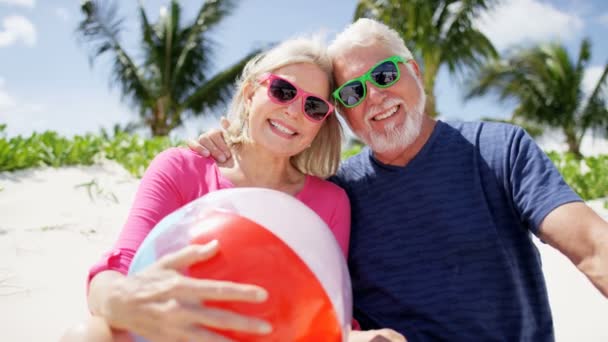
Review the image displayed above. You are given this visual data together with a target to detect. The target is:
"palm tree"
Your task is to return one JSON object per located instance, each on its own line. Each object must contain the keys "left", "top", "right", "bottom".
{"left": 466, "top": 39, "right": 608, "bottom": 158}
{"left": 354, "top": 0, "right": 499, "bottom": 118}
{"left": 77, "top": 0, "right": 258, "bottom": 136}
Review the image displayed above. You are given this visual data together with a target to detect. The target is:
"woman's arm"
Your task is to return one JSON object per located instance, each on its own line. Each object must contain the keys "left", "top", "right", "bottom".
{"left": 88, "top": 242, "right": 271, "bottom": 340}
{"left": 87, "top": 148, "right": 272, "bottom": 340}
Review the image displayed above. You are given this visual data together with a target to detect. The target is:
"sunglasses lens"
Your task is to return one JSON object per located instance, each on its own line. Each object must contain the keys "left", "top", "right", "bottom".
{"left": 304, "top": 97, "right": 330, "bottom": 121}
{"left": 370, "top": 61, "right": 399, "bottom": 86}
{"left": 269, "top": 78, "right": 297, "bottom": 102}
{"left": 338, "top": 81, "right": 365, "bottom": 107}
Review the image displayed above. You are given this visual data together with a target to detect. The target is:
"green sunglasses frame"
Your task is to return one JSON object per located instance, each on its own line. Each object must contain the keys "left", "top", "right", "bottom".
{"left": 332, "top": 55, "right": 408, "bottom": 108}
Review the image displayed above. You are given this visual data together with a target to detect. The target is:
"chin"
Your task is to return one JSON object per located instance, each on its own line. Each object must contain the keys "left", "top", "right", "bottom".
{"left": 360, "top": 110, "right": 424, "bottom": 154}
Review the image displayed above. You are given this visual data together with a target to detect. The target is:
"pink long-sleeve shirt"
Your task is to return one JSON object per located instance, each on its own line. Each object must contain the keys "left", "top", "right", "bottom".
{"left": 88, "top": 147, "right": 351, "bottom": 283}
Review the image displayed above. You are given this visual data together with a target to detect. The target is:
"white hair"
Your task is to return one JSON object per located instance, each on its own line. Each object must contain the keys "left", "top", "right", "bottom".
{"left": 329, "top": 18, "right": 428, "bottom": 153}
{"left": 329, "top": 18, "right": 415, "bottom": 73}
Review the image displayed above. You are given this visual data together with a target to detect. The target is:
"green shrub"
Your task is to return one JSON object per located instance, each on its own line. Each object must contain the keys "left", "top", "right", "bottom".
{"left": 0, "top": 126, "right": 179, "bottom": 177}
{"left": 1, "top": 125, "right": 606, "bottom": 201}
{"left": 547, "top": 152, "right": 608, "bottom": 200}
{"left": 341, "top": 143, "right": 363, "bottom": 160}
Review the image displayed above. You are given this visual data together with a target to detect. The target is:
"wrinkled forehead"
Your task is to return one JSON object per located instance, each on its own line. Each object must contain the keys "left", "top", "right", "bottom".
{"left": 332, "top": 45, "right": 393, "bottom": 85}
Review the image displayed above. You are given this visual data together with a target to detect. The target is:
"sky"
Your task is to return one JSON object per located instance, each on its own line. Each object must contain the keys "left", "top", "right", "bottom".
{"left": 0, "top": 0, "right": 607, "bottom": 140}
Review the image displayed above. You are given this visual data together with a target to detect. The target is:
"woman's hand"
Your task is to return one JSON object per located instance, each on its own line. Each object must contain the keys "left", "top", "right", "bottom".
{"left": 100, "top": 241, "right": 272, "bottom": 342}
{"left": 348, "top": 328, "right": 407, "bottom": 342}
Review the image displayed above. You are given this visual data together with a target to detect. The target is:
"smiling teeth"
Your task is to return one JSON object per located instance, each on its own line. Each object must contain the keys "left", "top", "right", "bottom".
{"left": 373, "top": 106, "right": 398, "bottom": 121}
{"left": 270, "top": 120, "right": 295, "bottom": 135}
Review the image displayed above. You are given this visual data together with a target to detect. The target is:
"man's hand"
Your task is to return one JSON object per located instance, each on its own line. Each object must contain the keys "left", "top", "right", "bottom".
{"left": 349, "top": 328, "right": 407, "bottom": 342}
{"left": 187, "top": 117, "right": 232, "bottom": 163}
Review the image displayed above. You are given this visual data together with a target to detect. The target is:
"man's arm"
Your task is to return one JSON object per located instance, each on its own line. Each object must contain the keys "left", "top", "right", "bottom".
{"left": 539, "top": 202, "right": 608, "bottom": 297}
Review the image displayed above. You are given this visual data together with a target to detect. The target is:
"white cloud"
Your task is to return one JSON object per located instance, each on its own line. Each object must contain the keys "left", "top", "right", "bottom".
{"left": 0, "top": 15, "right": 37, "bottom": 47}
{"left": 0, "top": 79, "right": 44, "bottom": 126}
{"left": 0, "top": 98, "right": 46, "bottom": 134}
{"left": 55, "top": 7, "right": 70, "bottom": 22}
{"left": 0, "top": 86, "right": 17, "bottom": 114}
{"left": 0, "top": 92, "right": 16, "bottom": 112}
{"left": 583, "top": 66, "right": 605, "bottom": 96}
{"left": 476, "top": 0, "right": 584, "bottom": 50}
{"left": 0, "top": 0, "right": 34, "bottom": 8}
{"left": 0, "top": 78, "right": 15, "bottom": 113}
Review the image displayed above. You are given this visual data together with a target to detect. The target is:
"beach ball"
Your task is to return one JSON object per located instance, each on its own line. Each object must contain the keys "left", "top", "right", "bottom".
{"left": 128, "top": 187, "right": 352, "bottom": 342}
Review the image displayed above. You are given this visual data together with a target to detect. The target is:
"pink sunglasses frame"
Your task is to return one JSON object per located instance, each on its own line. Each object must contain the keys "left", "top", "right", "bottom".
{"left": 257, "top": 73, "right": 334, "bottom": 123}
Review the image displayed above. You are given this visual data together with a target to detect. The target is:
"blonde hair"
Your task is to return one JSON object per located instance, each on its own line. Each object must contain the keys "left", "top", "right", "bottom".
{"left": 223, "top": 35, "right": 342, "bottom": 178}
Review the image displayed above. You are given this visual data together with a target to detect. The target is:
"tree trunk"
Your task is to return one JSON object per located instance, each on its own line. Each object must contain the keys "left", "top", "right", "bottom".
{"left": 425, "top": 90, "right": 438, "bottom": 118}
{"left": 564, "top": 127, "right": 583, "bottom": 159}
{"left": 150, "top": 97, "right": 171, "bottom": 136}
{"left": 422, "top": 55, "right": 440, "bottom": 118}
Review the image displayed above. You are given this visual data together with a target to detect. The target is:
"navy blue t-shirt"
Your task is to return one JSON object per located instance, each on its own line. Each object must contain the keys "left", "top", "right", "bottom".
{"left": 332, "top": 121, "right": 581, "bottom": 341}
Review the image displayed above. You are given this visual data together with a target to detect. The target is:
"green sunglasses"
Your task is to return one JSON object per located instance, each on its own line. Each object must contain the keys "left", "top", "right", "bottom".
{"left": 333, "top": 55, "right": 409, "bottom": 108}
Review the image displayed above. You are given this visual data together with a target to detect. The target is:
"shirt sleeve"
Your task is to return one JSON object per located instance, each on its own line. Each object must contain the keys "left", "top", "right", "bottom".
{"left": 87, "top": 148, "right": 190, "bottom": 285}
{"left": 507, "top": 127, "right": 582, "bottom": 234}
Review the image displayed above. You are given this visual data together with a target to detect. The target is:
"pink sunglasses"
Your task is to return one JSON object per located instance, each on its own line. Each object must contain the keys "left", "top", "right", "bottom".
{"left": 257, "top": 73, "right": 334, "bottom": 122}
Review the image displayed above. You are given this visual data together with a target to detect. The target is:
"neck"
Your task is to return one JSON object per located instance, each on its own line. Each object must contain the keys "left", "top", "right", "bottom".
{"left": 225, "top": 143, "right": 304, "bottom": 191}
{"left": 373, "top": 116, "right": 437, "bottom": 166}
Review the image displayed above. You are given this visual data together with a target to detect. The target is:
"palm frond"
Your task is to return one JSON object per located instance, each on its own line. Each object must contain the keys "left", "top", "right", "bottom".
{"left": 76, "top": 0, "right": 153, "bottom": 106}
{"left": 172, "top": 0, "right": 235, "bottom": 87}
{"left": 157, "top": 0, "right": 181, "bottom": 92}
{"left": 580, "top": 62, "right": 608, "bottom": 131}
{"left": 467, "top": 38, "right": 606, "bottom": 155}
{"left": 353, "top": 0, "right": 379, "bottom": 20}
{"left": 584, "top": 61, "right": 608, "bottom": 109}
{"left": 183, "top": 49, "right": 260, "bottom": 115}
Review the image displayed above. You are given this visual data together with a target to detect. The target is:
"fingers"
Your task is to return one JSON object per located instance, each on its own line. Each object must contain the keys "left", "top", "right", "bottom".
{"left": 175, "top": 277, "right": 268, "bottom": 303}
{"left": 144, "top": 242, "right": 272, "bottom": 339}
{"left": 195, "top": 129, "right": 230, "bottom": 162}
{"left": 180, "top": 327, "right": 236, "bottom": 342}
{"left": 158, "top": 241, "right": 220, "bottom": 270}
{"left": 183, "top": 304, "right": 272, "bottom": 336}
{"left": 186, "top": 138, "right": 210, "bottom": 157}
{"left": 370, "top": 337, "right": 391, "bottom": 342}
{"left": 375, "top": 329, "right": 407, "bottom": 342}
{"left": 209, "top": 131, "right": 231, "bottom": 161}
{"left": 195, "top": 132, "right": 224, "bottom": 162}
{"left": 188, "top": 124, "right": 232, "bottom": 162}
{"left": 141, "top": 320, "right": 236, "bottom": 342}
{"left": 158, "top": 242, "right": 269, "bottom": 303}
{"left": 220, "top": 116, "right": 230, "bottom": 130}
{"left": 187, "top": 129, "right": 229, "bottom": 160}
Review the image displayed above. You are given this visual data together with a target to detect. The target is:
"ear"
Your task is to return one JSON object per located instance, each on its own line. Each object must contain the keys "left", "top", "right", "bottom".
{"left": 243, "top": 80, "right": 255, "bottom": 106}
{"left": 408, "top": 59, "right": 422, "bottom": 79}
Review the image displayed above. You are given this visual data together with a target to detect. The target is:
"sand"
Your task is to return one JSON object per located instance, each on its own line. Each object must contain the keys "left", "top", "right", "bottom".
{"left": 0, "top": 162, "right": 607, "bottom": 341}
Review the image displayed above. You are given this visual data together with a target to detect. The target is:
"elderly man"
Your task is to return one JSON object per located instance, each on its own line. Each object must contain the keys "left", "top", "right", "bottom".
{"left": 193, "top": 18, "right": 608, "bottom": 341}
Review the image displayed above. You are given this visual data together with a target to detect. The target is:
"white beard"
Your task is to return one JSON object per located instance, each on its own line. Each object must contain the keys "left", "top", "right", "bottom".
{"left": 353, "top": 80, "right": 427, "bottom": 154}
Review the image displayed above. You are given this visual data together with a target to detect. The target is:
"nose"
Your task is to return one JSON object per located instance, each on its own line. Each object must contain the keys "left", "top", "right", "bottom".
{"left": 365, "top": 81, "right": 386, "bottom": 105}
{"left": 284, "top": 96, "right": 303, "bottom": 118}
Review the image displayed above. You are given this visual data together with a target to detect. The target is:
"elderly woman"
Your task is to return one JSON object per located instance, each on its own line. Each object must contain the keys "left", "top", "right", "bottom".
{"left": 62, "top": 36, "right": 351, "bottom": 342}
